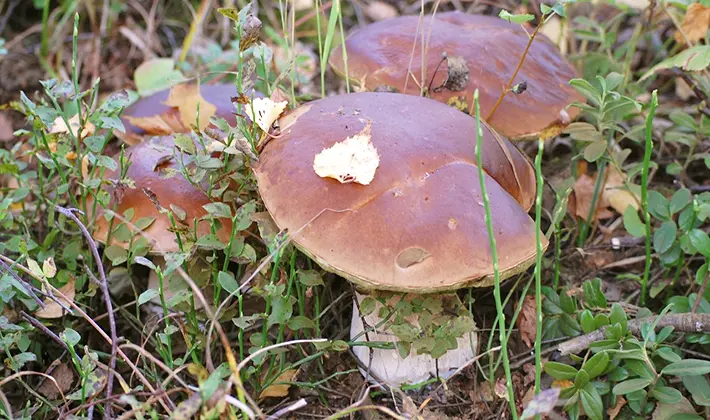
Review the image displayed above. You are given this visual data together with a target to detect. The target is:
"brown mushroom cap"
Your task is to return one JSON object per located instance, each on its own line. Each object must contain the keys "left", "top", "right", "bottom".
{"left": 117, "top": 82, "right": 250, "bottom": 145}
{"left": 87, "top": 135, "right": 233, "bottom": 254}
{"left": 253, "top": 92, "right": 547, "bottom": 293}
{"left": 328, "top": 11, "right": 584, "bottom": 140}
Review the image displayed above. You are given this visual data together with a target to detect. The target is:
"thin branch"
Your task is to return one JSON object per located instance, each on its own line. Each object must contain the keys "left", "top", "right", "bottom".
{"left": 558, "top": 313, "right": 710, "bottom": 355}
{"left": 0, "top": 257, "right": 46, "bottom": 309}
{"left": 54, "top": 205, "right": 117, "bottom": 420}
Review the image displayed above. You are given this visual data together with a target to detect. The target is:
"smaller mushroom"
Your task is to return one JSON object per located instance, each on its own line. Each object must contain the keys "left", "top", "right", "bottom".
{"left": 86, "top": 134, "right": 234, "bottom": 311}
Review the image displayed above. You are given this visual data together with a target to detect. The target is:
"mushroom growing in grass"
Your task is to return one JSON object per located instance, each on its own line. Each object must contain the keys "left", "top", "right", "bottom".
{"left": 328, "top": 11, "right": 584, "bottom": 140}
{"left": 86, "top": 134, "right": 238, "bottom": 312}
{"left": 253, "top": 92, "right": 546, "bottom": 387}
{"left": 116, "top": 82, "right": 257, "bottom": 146}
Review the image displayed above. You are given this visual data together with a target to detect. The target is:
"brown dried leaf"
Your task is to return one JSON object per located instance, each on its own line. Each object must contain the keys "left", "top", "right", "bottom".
{"left": 38, "top": 362, "right": 74, "bottom": 400}
{"left": 494, "top": 377, "right": 509, "bottom": 400}
{"left": 516, "top": 295, "right": 538, "bottom": 348}
{"left": 603, "top": 166, "right": 640, "bottom": 215}
{"left": 125, "top": 112, "right": 185, "bottom": 135}
{"left": 433, "top": 55, "right": 469, "bottom": 93}
{"left": 365, "top": 1, "right": 399, "bottom": 21}
{"left": 675, "top": 3, "right": 710, "bottom": 45}
{"left": 569, "top": 166, "right": 638, "bottom": 222}
{"left": 163, "top": 84, "right": 217, "bottom": 130}
{"left": 49, "top": 114, "right": 95, "bottom": 138}
{"left": 35, "top": 279, "right": 75, "bottom": 319}
{"left": 607, "top": 396, "right": 626, "bottom": 420}
{"left": 258, "top": 368, "right": 298, "bottom": 400}
{"left": 0, "top": 112, "right": 14, "bottom": 142}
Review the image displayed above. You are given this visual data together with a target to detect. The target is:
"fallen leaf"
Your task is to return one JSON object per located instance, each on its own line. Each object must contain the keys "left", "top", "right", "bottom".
{"left": 35, "top": 279, "right": 75, "bottom": 319}
{"left": 521, "top": 387, "right": 561, "bottom": 420}
{"left": 604, "top": 166, "right": 640, "bottom": 215}
{"left": 433, "top": 55, "right": 469, "bottom": 93}
{"left": 0, "top": 112, "right": 14, "bottom": 142}
{"left": 163, "top": 84, "right": 217, "bottom": 130}
{"left": 675, "top": 3, "right": 710, "bottom": 45}
{"left": 38, "top": 362, "right": 74, "bottom": 400}
{"left": 494, "top": 377, "right": 509, "bottom": 400}
{"left": 551, "top": 379, "right": 574, "bottom": 389}
{"left": 652, "top": 396, "right": 697, "bottom": 420}
{"left": 516, "top": 295, "right": 538, "bottom": 348}
{"left": 568, "top": 166, "right": 639, "bottom": 222}
{"left": 607, "top": 395, "right": 626, "bottom": 420}
{"left": 134, "top": 58, "right": 186, "bottom": 97}
{"left": 365, "top": 1, "right": 399, "bottom": 21}
{"left": 124, "top": 112, "right": 185, "bottom": 136}
{"left": 258, "top": 368, "right": 298, "bottom": 400}
{"left": 244, "top": 97, "right": 288, "bottom": 133}
{"left": 313, "top": 121, "right": 380, "bottom": 185}
{"left": 49, "top": 114, "right": 95, "bottom": 138}
{"left": 540, "top": 15, "right": 567, "bottom": 55}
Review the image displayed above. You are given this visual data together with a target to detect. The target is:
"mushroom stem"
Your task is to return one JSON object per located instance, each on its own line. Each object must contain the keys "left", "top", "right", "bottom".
{"left": 350, "top": 290, "right": 478, "bottom": 388}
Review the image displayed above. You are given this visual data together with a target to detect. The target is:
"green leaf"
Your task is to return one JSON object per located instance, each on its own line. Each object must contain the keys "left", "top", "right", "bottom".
{"left": 689, "top": 229, "right": 710, "bottom": 258}
{"left": 203, "top": 202, "right": 232, "bottom": 219}
{"left": 61, "top": 328, "right": 81, "bottom": 347}
{"left": 575, "top": 369, "right": 590, "bottom": 389}
{"left": 580, "top": 383, "right": 604, "bottom": 420}
{"left": 134, "top": 58, "right": 186, "bottom": 96}
{"left": 624, "top": 206, "right": 646, "bottom": 237}
{"left": 696, "top": 263, "right": 709, "bottom": 286}
{"left": 196, "top": 234, "right": 226, "bottom": 250}
{"left": 663, "top": 359, "right": 710, "bottom": 376}
{"left": 218, "top": 271, "right": 239, "bottom": 294}
{"left": 104, "top": 245, "right": 128, "bottom": 265}
{"left": 655, "top": 347, "right": 682, "bottom": 363}
{"left": 682, "top": 375, "right": 710, "bottom": 407}
{"left": 609, "top": 302, "right": 628, "bottom": 331}
{"left": 641, "top": 45, "right": 710, "bottom": 81}
{"left": 584, "top": 141, "right": 607, "bottom": 162}
{"left": 569, "top": 78, "right": 601, "bottom": 106}
{"left": 287, "top": 315, "right": 316, "bottom": 330}
{"left": 649, "top": 190, "right": 670, "bottom": 220}
{"left": 670, "top": 189, "right": 692, "bottom": 214}
{"left": 580, "top": 309, "right": 596, "bottom": 333}
{"left": 137, "top": 289, "right": 159, "bottom": 306}
{"left": 359, "top": 297, "right": 377, "bottom": 315}
{"left": 297, "top": 270, "right": 324, "bottom": 286}
{"left": 544, "top": 361, "right": 578, "bottom": 380}
{"left": 613, "top": 378, "right": 653, "bottom": 395}
{"left": 582, "top": 351, "right": 609, "bottom": 379}
{"left": 654, "top": 221, "right": 678, "bottom": 254}
{"left": 390, "top": 323, "right": 420, "bottom": 342}
{"left": 498, "top": 10, "right": 535, "bottom": 24}
{"left": 652, "top": 386, "right": 683, "bottom": 404}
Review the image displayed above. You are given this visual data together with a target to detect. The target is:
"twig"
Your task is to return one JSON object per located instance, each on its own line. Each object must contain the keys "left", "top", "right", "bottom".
{"left": 54, "top": 205, "right": 117, "bottom": 420}
{"left": 486, "top": 17, "right": 544, "bottom": 121}
{"left": 266, "top": 398, "right": 308, "bottom": 420}
{"left": 0, "top": 257, "right": 46, "bottom": 309}
{"left": 0, "top": 255, "right": 73, "bottom": 314}
{"left": 558, "top": 313, "right": 710, "bottom": 355}
{"left": 19, "top": 311, "right": 70, "bottom": 353}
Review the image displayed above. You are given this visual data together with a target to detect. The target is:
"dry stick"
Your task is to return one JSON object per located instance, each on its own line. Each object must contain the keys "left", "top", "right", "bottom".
{"left": 557, "top": 313, "right": 710, "bottom": 355}
{"left": 265, "top": 398, "right": 308, "bottom": 420}
{"left": 20, "top": 311, "right": 70, "bottom": 352}
{"left": 486, "top": 18, "right": 544, "bottom": 122}
{"left": 55, "top": 205, "right": 118, "bottom": 420}
{"left": 0, "top": 257, "right": 46, "bottom": 309}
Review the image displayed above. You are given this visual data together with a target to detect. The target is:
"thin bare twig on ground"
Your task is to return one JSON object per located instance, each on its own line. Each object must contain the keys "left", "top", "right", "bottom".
{"left": 0, "top": 255, "right": 73, "bottom": 313}
{"left": 558, "top": 313, "right": 710, "bottom": 355}
{"left": 266, "top": 398, "right": 308, "bottom": 420}
{"left": 55, "top": 205, "right": 117, "bottom": 420}
{"left": 19, "top": 311, "right": 70, "bottom": 352}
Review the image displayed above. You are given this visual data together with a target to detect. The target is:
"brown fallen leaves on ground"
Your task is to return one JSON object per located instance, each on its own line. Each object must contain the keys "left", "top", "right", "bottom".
{"left": 675, "top": 3, "right": 710, "bottom": 45}
{"left": 568, "top": 164, "right": 640, "bottom": 222}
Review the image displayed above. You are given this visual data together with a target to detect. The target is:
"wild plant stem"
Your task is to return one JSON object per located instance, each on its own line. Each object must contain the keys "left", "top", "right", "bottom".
{"left": 473, "top": 89, "right": 518, "bottom": 419}
{"left": 534, "top": 137, "right": 544, "bottom": 398}
{"left": 641, "top": 91, "right": 659, "bottom": 305}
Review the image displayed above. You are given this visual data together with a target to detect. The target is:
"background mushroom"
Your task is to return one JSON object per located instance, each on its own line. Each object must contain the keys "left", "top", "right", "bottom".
{"left": 253, "top": 92, "right": 546, "bottom": 386}
{"left": 328, "top": 11, "right": 584, "bottom": 140}
{"left": 116, "top": 82, "right": 253, "bottom": 146}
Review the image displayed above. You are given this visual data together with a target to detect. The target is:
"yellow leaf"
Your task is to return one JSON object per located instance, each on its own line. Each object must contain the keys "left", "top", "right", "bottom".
{"left": 35, "top": 279, "right": 75, "bottom": 319}
{"left": 258, "top": 368, "right": 298, "bottom": 400}
{"left": 551, "top": 379, "right": 574, "bottom": 389}
{"left": 163, "top": 84, "right": 217, "bottom": 130}
{"left": 244, "top": 97, "right": 288, "bottom": 133}
{"left": 124, "top": 112, "right": 185, "bottom": 135}
{"left": 313, "top": 121, "right": 380, "bottom": 185}
{"left": 675, "top": 3, "right": 710, "bottom": 45}
{"left": 42, "top": 257, "right": 57, "bottom": 279}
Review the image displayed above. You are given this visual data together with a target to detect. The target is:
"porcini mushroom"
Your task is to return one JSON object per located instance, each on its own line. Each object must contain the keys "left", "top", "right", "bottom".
{"left": 328, "top": 11, "right": 584, "bottom": 140}
{"left": 116, "top": 82, "right": 252, "bottom": 146}
{"left": 253, "top": 92, "right": 546, "bottom": 387}
{"left": 86, "top": 134, "right": 234, "bottom": 310}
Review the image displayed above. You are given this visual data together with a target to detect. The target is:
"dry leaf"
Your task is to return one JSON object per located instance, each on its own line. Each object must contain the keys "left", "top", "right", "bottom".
{"left": 163, "top": 83, "right": 217, "bottom": 130}
{"left": 494, "top": 377, "right": 509, "bottom": 400}
{"left": 258, "top": 368, "right": 298, "bottom": 400}
{"left": 35, "top": 279, "right": 75, "bottom": 319}
{"left": 568, "top": 166, "right": 639, "bottom": 221}
{"left": 603, "top": 166, "right": 640, "bottom": 215}
{"left": 607, "top": 396, "right": 626, "bottom": 420}
{"left": 124, "top": 112, "right": 185, "bottom": 136}
{"left": 313, "top": 121, "right": 380, "bottom": 185}
{"left": 49, "top": 114, "right": 95, "bottom": 138}
{"left": 551, "top": 379, "right": 574, "bottom": 389}
{"left": 516, "top": 294, "right": 538, "bottom": 348}
{"left": 675, "top": 3, "right": 710, "bottom": 45}
{"left": 0, "top": 112, "right": 14, "bottom": 142}
{"left": 38, "top": 362, "right": 74, "bottom": 400}
{"left": 540, "top": 15, "right": 567, "bottom": 55}
{"left": 245, "top": 97, "right": 288, "bottom": 133}
{"left": 433, "top": 55, "right": 469, "bottom": 93}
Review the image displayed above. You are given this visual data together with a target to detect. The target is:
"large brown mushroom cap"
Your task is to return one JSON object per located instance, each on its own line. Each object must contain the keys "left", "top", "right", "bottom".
{"left": 253, "top": 92, "right": 547, "bottom": 293}
{"left": 328, "top": 11, "right": 584, "bottom": 140}
{"left": 87, "top": 135, "right": 233, "bottom": 254}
